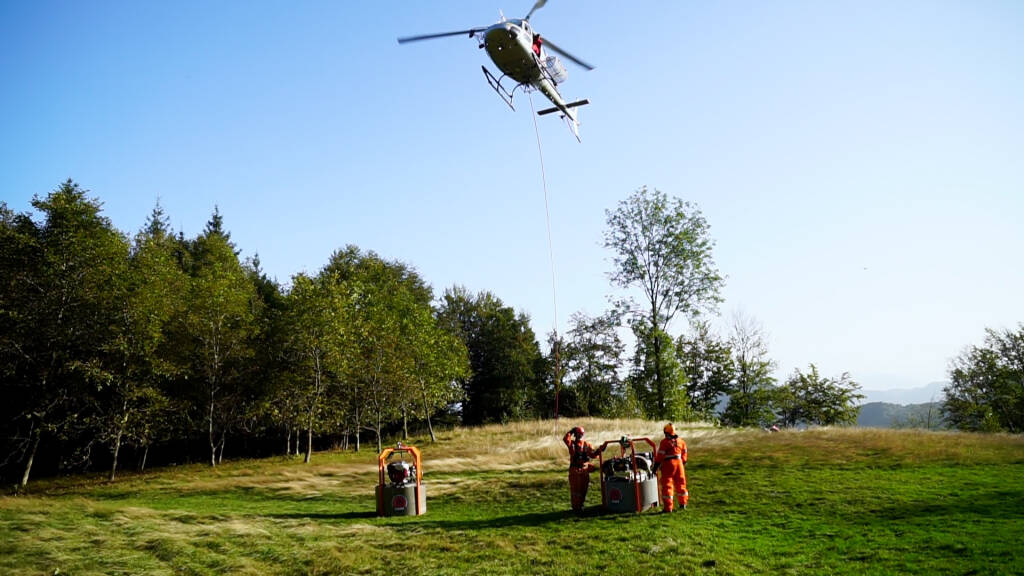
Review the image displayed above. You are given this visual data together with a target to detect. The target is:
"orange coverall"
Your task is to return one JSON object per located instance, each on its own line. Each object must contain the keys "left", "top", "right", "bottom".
{"left": 563, "top": 430, "right": 599, "bottom": 511}
{"left": 655, "top": 435, "right": 688, "bottom": 511}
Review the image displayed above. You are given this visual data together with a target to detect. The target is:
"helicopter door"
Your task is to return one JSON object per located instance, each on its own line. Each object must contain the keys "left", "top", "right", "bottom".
{"left": 543, "top": 56, "right": 568, "bottom": 84}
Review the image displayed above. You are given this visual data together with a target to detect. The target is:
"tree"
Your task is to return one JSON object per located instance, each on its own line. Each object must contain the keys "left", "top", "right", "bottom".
{"left": 282, "top": 272, "right": 352, "bottom": 462}
{"left": 721, "top": 312, "right": 777, "bottom": 427}
{"left": 324, "top": 246, "right": 439, "bottom": 452}
{"left": 561, "top": 311, "right": 625, "bottom": 417}
{"left": 438, "top": 286, "right": 542, "bottom": 425}
{"left": 351, "top": 262, "right": 403, "bottom": 454}
{"left": 406, "top": 304, "right": 469, "bottom": 442}
{"left": 776, "top": 364, "right": 863, "bottom": 427}
{"left": 101, "top": 203, "right": 187, "bottom": 480}
{"left": 0, "top": 202, "right": 43, "bottom": 484}
{"left": 944, "top": 325, "right": 1024, "bottom": 433}
{"left": 539, "top": 331, "right": 567, "bottom": 417}
{"left": 245, "top": 256, "right": 294, "bottom": 455}
{"left": 180, "top": 209, "right": 260, "bottom": 466}
{"left": 0, "top": 182, "right": 129, "bottom": 486}
{"left": 627, "top": 320, "right": 693, "bottom": 421}
{"left": 677, "top": 320, "right": 735, "bottom": 420}
{"left": 604, "top": 187, "right": 724, "bottom": 418}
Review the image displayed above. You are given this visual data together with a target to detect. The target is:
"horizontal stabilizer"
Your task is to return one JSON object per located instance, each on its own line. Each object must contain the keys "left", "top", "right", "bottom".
{"left": 537, "top": 99, "right": 590, "bottom": 116}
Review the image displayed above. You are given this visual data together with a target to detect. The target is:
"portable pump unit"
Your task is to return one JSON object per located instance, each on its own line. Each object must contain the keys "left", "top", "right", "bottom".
{"left": 387, "top": 460, "right": 416, "bottom": 486}
{"left": 597, "top": 436, "right": 660, "bottom": 513}
{"left": 376, "top": 443, "right": 426, "bottom": 516}
{"left": 602, "top": 451, "right": 655, "bottom": 482}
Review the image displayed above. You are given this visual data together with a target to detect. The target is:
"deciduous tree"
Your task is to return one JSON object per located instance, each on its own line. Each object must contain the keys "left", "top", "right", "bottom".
{"left": 677, "top": 320, "right": 735, "bottom": 420}
{"left": 181, "top": 210, "right": 260, "bottom": 466}
{"left": 561, "top": 311, "right": 625, "bottom": 417}
{"left": 604, "top": 187, "right": 724, "bottom": 418}
{"left": 776, "top": 364, "right": 863, "bottom": 427}
{"left": 283, "top": 272, "right": 352, "bottom": 462}
{"left": 324, "top": 246, "right": 437, "bottom": 452}
{"left": 944, "top": 325, "right": 1024, "bottom": 433}
{"left": 0, "top": 182, "right": 128, "bottom": 486}
{"left": 721, "top": 312, "right": 776, "bottom": 427}
{"left": 438, "top": 287, "right": 542, "bottom": 425}
{"left": 627, "top": 320, "right": 692, "bottom": 420}
{"left": 101, "top": 204, "right": 186, "bottom": 480}
{"left": 406, "top": 304, "right": 469, "bottom": 442}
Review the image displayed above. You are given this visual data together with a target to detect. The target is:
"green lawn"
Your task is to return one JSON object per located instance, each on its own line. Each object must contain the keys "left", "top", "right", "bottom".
{"left": 2, "top": 423, "right": 1022, "bottom": 575}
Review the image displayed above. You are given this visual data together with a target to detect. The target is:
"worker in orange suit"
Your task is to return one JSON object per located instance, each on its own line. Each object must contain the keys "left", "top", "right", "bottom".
{"left": 563, "top": 426, "right": 602, "bottom": 512}
{"left": 653, "top": 423, "right": 688, "bottom": 512}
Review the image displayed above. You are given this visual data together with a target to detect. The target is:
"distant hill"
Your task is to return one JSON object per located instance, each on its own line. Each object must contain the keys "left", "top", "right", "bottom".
{"left": 857, "top": 401, "right": 947, "bottom": 429}
{"left": 859, "top": 381, "right": 947, "bottom": 405}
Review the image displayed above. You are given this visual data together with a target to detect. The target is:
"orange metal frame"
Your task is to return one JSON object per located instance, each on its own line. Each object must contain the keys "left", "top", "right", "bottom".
{"left": 597, "top": 436, "right": 656, "bottom": 513}
{"left": 377, "top": 444, "right": 423, "bottom": 516}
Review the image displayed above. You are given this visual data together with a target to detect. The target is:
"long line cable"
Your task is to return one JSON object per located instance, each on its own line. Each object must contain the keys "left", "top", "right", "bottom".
{"left": 528, "top": 91, "right": 561, "bottom": 421}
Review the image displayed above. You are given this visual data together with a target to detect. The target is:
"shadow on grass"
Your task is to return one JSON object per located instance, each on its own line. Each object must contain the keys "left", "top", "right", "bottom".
{"left": 269, "top": 510, "right": 378, "bottom": 520}
{"left": 410, "top": 506, "right": 603, "bottom": 531}
{"left": 265, "top": 507, "right": 596, "bottom": 528}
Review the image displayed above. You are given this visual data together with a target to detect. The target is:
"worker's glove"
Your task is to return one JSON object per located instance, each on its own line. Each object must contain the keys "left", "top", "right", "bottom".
{"left": 651, "top": 463, "right": 661, "bottom": 474}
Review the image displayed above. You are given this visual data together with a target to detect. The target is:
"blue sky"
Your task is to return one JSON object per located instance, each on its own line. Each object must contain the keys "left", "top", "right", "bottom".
{"left": 3, "top": 1, "right": 1022, "bottom": 390}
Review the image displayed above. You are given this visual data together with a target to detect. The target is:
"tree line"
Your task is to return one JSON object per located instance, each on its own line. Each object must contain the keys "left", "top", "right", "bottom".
{"left": 0, "top": 182, "right": 860, "bottom": 488}
{"left": 595, "top": 187, "right": 1022, "bottom": 436}
{"left": 4, "top": 181, "right": 1015, "bottom": 488}
{"left": 1, "top": 181, "right": 476, "bottom": 487}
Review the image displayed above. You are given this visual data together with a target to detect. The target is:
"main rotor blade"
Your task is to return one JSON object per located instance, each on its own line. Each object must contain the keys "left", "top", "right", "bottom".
{"left": 543, "top": 38, "right": 595, "bottom": 71}
{"left": 397, "top": 28, "right": 486, "bottom": 44}
{"left": 525, "top": 0, "right": 547, "bottom": 21}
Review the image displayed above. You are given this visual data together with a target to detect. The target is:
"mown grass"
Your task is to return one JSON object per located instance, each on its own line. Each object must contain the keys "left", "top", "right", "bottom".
{"left": 2, "top": 421, "right": 1022, "bottom": 575}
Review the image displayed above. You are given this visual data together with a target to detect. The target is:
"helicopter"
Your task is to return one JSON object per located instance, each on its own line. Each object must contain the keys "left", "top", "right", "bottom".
{"left": 398, "top": 1, "right": 593, "bottom": 141}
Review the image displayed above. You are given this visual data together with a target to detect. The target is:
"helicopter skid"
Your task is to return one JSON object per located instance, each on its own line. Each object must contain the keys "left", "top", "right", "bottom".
{"left": 482, "top": 66, "right": 516, "bottom": 111}
{"left": 536, "top": 98, "right": 590, "bottom": 116}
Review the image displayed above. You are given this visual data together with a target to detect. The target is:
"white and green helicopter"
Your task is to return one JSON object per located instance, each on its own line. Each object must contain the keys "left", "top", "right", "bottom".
{"left": 398, "top": 1, "right": 593, "bottom": 141}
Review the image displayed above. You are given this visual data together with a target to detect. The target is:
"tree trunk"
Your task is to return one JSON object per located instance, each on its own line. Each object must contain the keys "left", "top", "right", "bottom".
{"left": 285, "top": 426, "right": 291, "bottom": 456}
{"left": 354, "top": 417, "right": 361, "bottom": 452}
{"left": 109, "top": 427, "right": 123, "bottom": 482}
{"left": 375, "top": 414, "right": 383, "bottom": 454}
{"left": 208, "top": 393, "right": 217, "bottom": 467}
{"left": 654, "top": 330, "right": 665, "bottom": 417}
{"left": 305, "top": 384, "right": 318, "bottom": 463}
{"left": 216, "top": 432, "right": 226, "bottom": 465}
{"left": 110, "top": 401, "right": 129, "bottom": 482}
{"left": 420, "top": 386, "right": 436, "bottom": 443}
{"left": 20, "top": 427, "right": 41, "bottom": 489}
{"left": 403, "top": 407, "right": 409, "bottom": 440}
{"left": 554, "top": 339, "right": 561, "bottom": 420}
{"left": 139, "top": 444, "right": 149, "bottom": 472}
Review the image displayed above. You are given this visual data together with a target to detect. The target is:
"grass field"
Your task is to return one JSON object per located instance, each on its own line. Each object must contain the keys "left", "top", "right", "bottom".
{"left": 2, "top": 419, "right": 1023, "bottom": 575}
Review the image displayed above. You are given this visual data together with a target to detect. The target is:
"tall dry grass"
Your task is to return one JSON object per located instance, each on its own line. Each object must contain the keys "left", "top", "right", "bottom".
{"left": 421, "top": 417, "right": 730, "bottom": 475}
{"left": 699, "top": 424, "right": 1024, "bottom": 467}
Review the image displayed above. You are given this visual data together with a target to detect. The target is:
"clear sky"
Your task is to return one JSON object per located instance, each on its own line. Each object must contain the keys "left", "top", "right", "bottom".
{"left": 3, "top": 1, "right": 1022, "bottom": 391}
